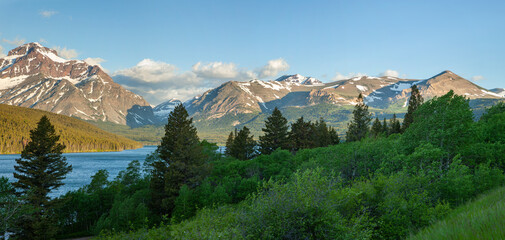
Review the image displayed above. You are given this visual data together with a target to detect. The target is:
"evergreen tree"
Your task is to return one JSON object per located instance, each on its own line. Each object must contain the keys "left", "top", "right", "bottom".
{"left": 150, "top": 104, "right": 207, "bottom": 216}
{"left": 382, "top": 118, "right": 389, "bottom": 135}
{"left": 12, "top": 115, "right": 72, "bottom": 239}
{"left": 259, "top": 107, "right": 289, "bottom": 155}
{"left": 370, "top": 117, "right": 383, "bottom": 138}
{"left": 225, "top": 130, "right": 236, "bottom": 156}
{"left": 328, "top": 127, "right": 340, "bottom": 145}
{"left": 230, "top": 126, "right": 257, "bottom": 160}
{"left": 314, "top": 118, "right": 331, "bottom": 147}
{"left": 402, "top": 85, "right": 424, "bottom": 132}
{"left": 346, "top": 94, "right": 372, "bottom": 142}
{"left": 289, "top": 117, "right": 316, "bottom": 151}
{"left": 389, "top": 114, "right": 401, "bottom": 134}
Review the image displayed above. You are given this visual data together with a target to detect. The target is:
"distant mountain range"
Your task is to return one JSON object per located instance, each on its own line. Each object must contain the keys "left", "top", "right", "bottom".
{"left": 1, "top": 43, "right": 503, "bottom": 141}
{"left": 0, "top": 43, "right": 149, "bottom": 124}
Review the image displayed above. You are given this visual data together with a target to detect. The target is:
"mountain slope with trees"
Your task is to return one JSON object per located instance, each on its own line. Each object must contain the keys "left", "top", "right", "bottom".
{"left": 0, "top": 104, "right": 142, "bottom": 153}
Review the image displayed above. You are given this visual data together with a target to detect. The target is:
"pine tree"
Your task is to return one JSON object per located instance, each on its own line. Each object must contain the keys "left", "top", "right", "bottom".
{"left": 259, "top": 107, "right": 289, "bottom": 155}
{"left": 150, "top": 104, "right": 207, "bottom": 216}
{"left": 402, "top": 85, "right": 424, "bottom": 132}
{"left": 289, "top": 117, "right": 316, "bottom": 151}
{"left": 370, "top": 117, "right": 383, "bottom": 138}
{"left": 225, "top": 130, "right": 235, "bottom": 156}
{"left": 382, "top": 118, "right": 389, "bottom": 135}
{"left": 12, "top": 115, "right": 72, "bottom": 239}
{"left": 389, "top": 114, "right": 401, "bottom": 134}
{"left": 230, "top": 126, "right": 257, "bottom": 160}
{"left": 328, "top": 127, "right": 340, "bottom": 145}
{"left": 346, "top": 94, "right": 372, "bottom": 142}
{"left": 314, "top": 118, "right": 331, "bottom": 147}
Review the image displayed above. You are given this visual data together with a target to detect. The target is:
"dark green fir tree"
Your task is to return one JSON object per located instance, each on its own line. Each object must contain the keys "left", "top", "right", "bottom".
{"left": 230, "top": 126, "right": 257, "bottom": 160}
{"left": 150, "top": 104, "right": 208, "bottom": 216}
{"left": 382, "top": 118, "right": 389, "bottom": 135}
{"left": 370, "top": 117, "right": 383, "bottom": 138}
{"left": 289, "top": 117, "right": 316, "bottom": 151}
{"left": 225, "top": 129, "right": 236, "bottom": 157}
{"left": 259, "top": 107, "right": 289, "bottom": 155}
{"left": 389, "top": 114, "right": 402, "bottom": 134}
{"left": 402, "top": 85, "right": 424, "bottom": 132}
{"left": 346, "top": 94, "right": 372, "bottom": 142}
{"left": 12, "top": 115, "right": 72, "bottom": 239}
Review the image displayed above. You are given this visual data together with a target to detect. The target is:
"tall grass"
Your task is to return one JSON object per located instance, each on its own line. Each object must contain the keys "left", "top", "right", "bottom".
{"left": 409, "top": 186, "right": 505, "bottom": 240}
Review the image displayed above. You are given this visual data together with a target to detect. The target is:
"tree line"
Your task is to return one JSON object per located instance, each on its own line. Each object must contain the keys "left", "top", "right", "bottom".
{"left": 3, "top": 83, "right": 505, "bottom": 239}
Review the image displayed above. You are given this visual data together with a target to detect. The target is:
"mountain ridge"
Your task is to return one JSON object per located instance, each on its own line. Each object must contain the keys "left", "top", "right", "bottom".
{"left": 0, "top": 42, "right": 149, "bottom": 124}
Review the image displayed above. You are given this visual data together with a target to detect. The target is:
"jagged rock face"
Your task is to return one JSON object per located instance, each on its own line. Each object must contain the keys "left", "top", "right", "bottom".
{"left": 0, "top": 42, "right": 149, "bottom": 124}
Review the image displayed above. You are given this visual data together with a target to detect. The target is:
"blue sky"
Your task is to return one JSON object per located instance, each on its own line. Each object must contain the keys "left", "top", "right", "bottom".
{"left": 1, "top": 0, "right": 504, "bottom": 104}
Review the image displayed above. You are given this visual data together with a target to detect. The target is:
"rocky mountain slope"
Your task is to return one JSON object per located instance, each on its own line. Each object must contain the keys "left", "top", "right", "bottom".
{"left": 490, "top": 88, "right": 505, "bottom": 97}
{"left": 0, "top": 43, "right": 149, "bottom": 124}
{"left": 182, "top": 71, "right": 501, "bottom": 120}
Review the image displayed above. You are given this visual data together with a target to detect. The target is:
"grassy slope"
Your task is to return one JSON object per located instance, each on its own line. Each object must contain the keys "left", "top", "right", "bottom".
{"left": 0, "top": 104, "right": 142, "bottom": 154}
{"left": 409, "top": 185, "right": 505, "bottom": 240}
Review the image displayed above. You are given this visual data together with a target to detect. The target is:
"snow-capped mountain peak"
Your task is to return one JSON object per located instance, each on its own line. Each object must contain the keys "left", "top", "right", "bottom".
{"left": 0, "top": 43, "right": 150, "bottom": 124}
{"left": 275, "top": 74, "right": 323, "bottom": 85}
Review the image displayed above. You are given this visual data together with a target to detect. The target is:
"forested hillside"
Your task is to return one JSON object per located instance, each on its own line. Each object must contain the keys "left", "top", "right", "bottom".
{"left": 0, "top": 104, "right": 142, "bottom": 153}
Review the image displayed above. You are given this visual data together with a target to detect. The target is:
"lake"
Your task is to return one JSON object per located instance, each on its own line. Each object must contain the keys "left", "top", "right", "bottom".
{"left": 0, "top": 146, "right": 156, "bottom": 197}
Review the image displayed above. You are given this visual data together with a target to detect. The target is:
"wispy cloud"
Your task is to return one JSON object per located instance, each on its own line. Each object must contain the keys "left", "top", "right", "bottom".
{"left": 258, "top": 58, "right": 290, "bottom": 78}
{"left": 192, "top": 62, "right": 239, "bottom": 79}
{"left": 332, "top": 72, "right": 366, "bottom": 81}
{"left": 40, "top": 10, "right": 58, "bottom": 18}
{"left": 379, "top": 69, "right": 400, "bottom": 78}
{"left": 471, "top": 75, "right": 485, "bottom": 81}
{"left": 53, "top": 46, "right": 78, "bottom": 59}
{"left": 84, "top": 57, "right": 108, "bottom": 72}
{"left": 2, "top": 37, "right": 25, "bottom": 46}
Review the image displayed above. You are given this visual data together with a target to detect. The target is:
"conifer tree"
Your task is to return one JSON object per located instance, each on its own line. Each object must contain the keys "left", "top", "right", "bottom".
{"left": 402, "top": 85, "right": 424, "bottom": 132}
{"left": 230, "top": 126, "right": 257, "bottom": 160}
{"left": 370, "top": 117, "right": 383, "bottom": 138}
{"left": 382, "top": 118, "right": 389, "bottom": 135}
{"left": 346, "top": 94, "right": 372, "bottom": 142}
{"left": 289, "top": 117, "right": 316, "bottom": 151}
{"left": 328, "top": 127, "right": 340, "bottom": 145}
{"left": 314, "top": 118, "right": 331, "bottom": 147}
{"left": 150, "top": 104, "right": 207, "bottom": 216}
{"left": 225, "top": 130, "right": 236, "bottom": 156}
{"left": 389, "top": 114, "right": 401, "bottom": 134}
{"left": 259, "top": 107, "right": 289, "bottom": 154}
{"left": 12, "top": 115, "right": 72, "bottom": 239}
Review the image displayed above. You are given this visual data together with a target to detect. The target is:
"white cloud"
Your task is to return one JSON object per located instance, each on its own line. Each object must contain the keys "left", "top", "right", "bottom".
{"left": 53, "top": 46, "right": 78, "bottom": 59}
{"left": 113, "top": 59, "right": 205, "bottom": 104}
{"left": 2, "top": 37, "right": 25, "bottom": 46}
{"left": 39, "top": 38, "right": 48, "bottom": 44}
{"left": 40, "top": 10, "right": 58, "bottom": 18}
{"left": 257, "top": 58, "right": 290, "bottom": 78}
{"left": 471, "top": 75, "right": 485, "bottom": 81}
{"left": 84, "top": 57, "right": 105, "bottom": 66}
{"left": 192, "top": 62, "right": 239, "bottom": 79}
{"left": 332, "top": 72, "right": 366, "bottom": 81}
{"left": 0, "top": 45, "right": 6, "bottom": 58}
{"left": 113, "top": 58, "right": 292, "bottom": 105}
{"left": 380, "top": 69, "right": 400, "bottom": 78}
{"left": 84, "top": 57, "right": 108, "bottom": 72}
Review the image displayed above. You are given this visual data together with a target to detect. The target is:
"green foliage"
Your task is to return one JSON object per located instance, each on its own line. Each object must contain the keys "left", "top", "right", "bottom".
{"left": 226, "top": 126, "right": 257, "bottom": 160}
{"left": 402, "top": 84, "right": 424, "bottom": 132}
{"left": 0, "top": 104, "right": 142, "bottom": 154}
{"left": 346, "top": 94, "right": 372, "bottom": 142}
{"left": 289, "top": 116, "right": 316, "bottom": 151}
{"left": 370, "top": 117, "right": 383, "bottom": 138}
{"left": 1, "top": 177, "right": 21, "bottom": 236}
{"left": 259, "top": 107, "right": 290, "bottom": 154}
{"left": 150, "top": 104, "right": 209, "bottom": 216}
{"left": 388, "top": 113, "right": 401, "bottom": 135}
{"left": 410, "top": 186, "right": 505, "bottom": 240}
{"left": 401, "top": 90, "right": 474, "bottom": 161}
{"left": 12, "top": 116, "right": 72, "bottom": 239}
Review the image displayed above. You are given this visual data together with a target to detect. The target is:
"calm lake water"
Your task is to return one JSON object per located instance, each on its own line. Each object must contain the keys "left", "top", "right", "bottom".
{"left": 0, "top": 146, "right": 156, "bottom": 197}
